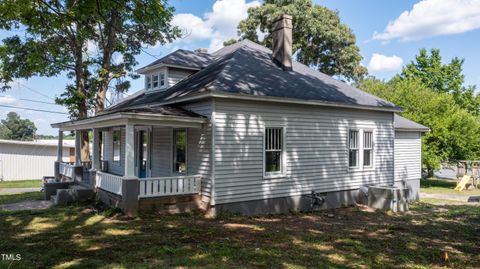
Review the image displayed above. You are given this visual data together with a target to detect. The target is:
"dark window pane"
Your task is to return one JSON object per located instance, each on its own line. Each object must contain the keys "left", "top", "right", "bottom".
{"left": 174, "top": 130, "right": 186, "bottom": 173}
{"left": 364, "top": 150, "right": 371, "bottom": 167}
{"left": 265, "top": 151, "right": 281, "bottom": 172}
{"left": 349, "top": 150, "right": 357, "bottom": 167}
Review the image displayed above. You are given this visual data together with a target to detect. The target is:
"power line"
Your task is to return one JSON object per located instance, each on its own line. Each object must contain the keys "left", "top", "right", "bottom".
{"left": 19, "top": 98, "right": 59, "bottom": 105}
{"left": 0, "top": 104, "right": 68, "bottom": 115}
{"left": 17, "top": 82, "right": 56, "bottom": 101}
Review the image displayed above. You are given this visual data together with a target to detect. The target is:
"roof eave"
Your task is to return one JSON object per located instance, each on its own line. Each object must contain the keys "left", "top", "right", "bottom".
{"left": 51, "top": 112, "right": 207, "bottom": 130}
{"left": 136, "top": 63, "right": 202, "bottom": 74}
{"left": 162, "top": 90, "right": 403, "bottom": 113}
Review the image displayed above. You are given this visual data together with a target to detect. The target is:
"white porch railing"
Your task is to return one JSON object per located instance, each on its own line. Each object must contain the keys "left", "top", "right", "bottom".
{"left": 96, "top": 171, "right": 123, "bottom": 195}
{"left": 59, "top": 162, "right": 75, "bottom": 178}
{"left": 138, "top": 175, "right": 202, "bottom": 198}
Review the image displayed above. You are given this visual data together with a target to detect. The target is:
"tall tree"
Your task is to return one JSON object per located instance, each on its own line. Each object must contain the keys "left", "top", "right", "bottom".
{"left": 0, "top": 122, "right": 11, "bottom": 139}
{"left": 238, "top": 0, "right": 367, "bottom": 81}
{"left": 358, "top": 78, "right": 480, "bottom": 175}
{"left": 0, "top": 0, "right": 180, "bottom": 159}
{"left": 400, "top": 48, "right": 480, "bottom": 115}
{"left": 1, "top": 112, "right": 37, "bottom": 141}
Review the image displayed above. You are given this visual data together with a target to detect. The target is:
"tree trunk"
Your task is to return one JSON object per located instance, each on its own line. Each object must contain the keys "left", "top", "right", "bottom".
{"left": 95, "top": 9, "right": 118, "bottom": 114}
{"left": 74, "top": 45, "right": 90, "bottom": 162}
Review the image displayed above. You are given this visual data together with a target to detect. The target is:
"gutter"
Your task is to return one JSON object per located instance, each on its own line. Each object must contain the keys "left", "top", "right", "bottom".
{"left": 160, "top": 90, "right": 403, "bottom": 113}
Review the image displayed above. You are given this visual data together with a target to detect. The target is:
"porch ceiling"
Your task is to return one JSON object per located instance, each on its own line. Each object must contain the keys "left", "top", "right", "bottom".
{"left": 51, "top": 111, "right": 207, "bottom": 131}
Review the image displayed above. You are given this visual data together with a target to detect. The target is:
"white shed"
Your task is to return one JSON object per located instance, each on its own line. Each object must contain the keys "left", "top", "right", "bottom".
{"left": 0, "top": 139, "right": 74, "bottom": 181}
{"left": 393, "top": 115, "right": 429, "bottom": 201}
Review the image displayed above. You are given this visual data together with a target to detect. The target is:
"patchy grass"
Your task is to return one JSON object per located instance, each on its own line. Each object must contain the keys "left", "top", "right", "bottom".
{"left": 0, "top": 192, "right": 43, "bottom": 205}
{"left": 421, "top": 177, "right": 480, "bottom": 196}
{"left": 0, "top": 198, "right": 479, "bottom": 268}
{"left": 420, "top": 197, "right": 470, "bottom": 205}
{"left": 0, "top": 180, "right": 41, "bottom": 189}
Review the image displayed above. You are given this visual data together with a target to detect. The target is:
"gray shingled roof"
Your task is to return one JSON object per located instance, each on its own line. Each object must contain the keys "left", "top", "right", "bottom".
{"left": 137, "top": 49, "right": 214, "bottom": 72}
{"left": 394, "top": 114, "right": 429, "bottom": 131}
{"left": 108, "top": 39, "right": 401, "bottom": 112}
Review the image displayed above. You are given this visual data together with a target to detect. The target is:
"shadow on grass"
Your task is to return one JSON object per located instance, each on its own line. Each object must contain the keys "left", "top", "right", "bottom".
{"left": 421, "top": 178, "right": 457, "bottom": 188}
{"left": 0, "top": 202, "right": 479, "bottom": 268}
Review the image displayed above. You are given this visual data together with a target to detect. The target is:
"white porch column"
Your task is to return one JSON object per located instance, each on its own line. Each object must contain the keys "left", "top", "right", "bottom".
{"left": 91, "top": 128, "right": 101, "bottom": 170}
{"left": 75, "top": 130, "right": 82, "bottom": 166}
{"left": 124, "top": 123, "right": 135, "bottom": 177}
{"left": 57, "top": 130, "right": 63, "bottom": 162}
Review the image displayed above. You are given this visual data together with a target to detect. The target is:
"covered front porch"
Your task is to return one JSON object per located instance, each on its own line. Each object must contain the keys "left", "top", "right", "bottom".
{"left": 51, "top": 109, "right": 210, "bottom": 216}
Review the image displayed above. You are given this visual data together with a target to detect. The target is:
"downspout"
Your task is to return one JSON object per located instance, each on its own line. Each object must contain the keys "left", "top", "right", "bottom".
{"left": 210, "top": 99, "right": 216, "bottom": 207}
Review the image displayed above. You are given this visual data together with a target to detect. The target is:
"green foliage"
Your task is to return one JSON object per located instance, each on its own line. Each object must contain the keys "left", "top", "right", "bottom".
{"left": 0, "top": 0, "right": 180, "bottom": 118}
{"left": 0, "top": 122, "right": 11, "bottom": 139}
{"left": 238, "top": 0, "right": 367, "bottom": 81}
{"left": 358, "top": 77, "right": 480, "bottom": 171}
{"left": 223, "top": 39, "right": 238, "bottom": 46}
{"left": 400, "top": 48, "right": 480, "bottom": 115}
{"left": 0, "top": 112, "right": 37, "bottom": 141}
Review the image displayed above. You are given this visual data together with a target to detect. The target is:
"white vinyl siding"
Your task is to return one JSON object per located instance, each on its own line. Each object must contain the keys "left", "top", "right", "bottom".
{"left": 0, "top": 142, "right": 72, "bottom": 180}
{"left": 168, "top": 68, "right": 195, "bottom": 87}
{"left": 394, "top": 131, "right": 421, "bottom": 182}
{"left": 181, "top": 100, "right": 213, "bottom": 199}
{"left": 213, "top": 99, "right": 394, "bottom": 205}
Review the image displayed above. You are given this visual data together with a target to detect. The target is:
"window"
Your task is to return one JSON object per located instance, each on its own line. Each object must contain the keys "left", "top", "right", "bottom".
{"left": 160, "top": 73, "right": 165, "bottom": 87}
{"left": 145, "top": 76, "right": 151, "bottom": 90}
{"left": 173, "top": 129, "right": 187, "bottom": 174}
{"left": 265, "top": 127, "right": 283, "bottom": 175}
{"left": 152, "top": 74, "right": 159, "bottom": 89}
{"left": 363, "top": 131, "right": 373, "bottom": 167}
{"left": 348, "top": 130, "right": 359, "bottom": 168}
{"left": 113, "top": 129, "right": 121, "bottom": 162}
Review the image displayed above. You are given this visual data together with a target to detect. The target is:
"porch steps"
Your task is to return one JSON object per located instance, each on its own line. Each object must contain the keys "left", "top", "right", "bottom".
{"left": 50, "top": 184, "right": 95, "bottom": 206}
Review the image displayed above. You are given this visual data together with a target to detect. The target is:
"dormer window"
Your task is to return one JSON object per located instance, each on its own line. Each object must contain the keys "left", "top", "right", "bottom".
{"left": 145, "top": 76, "right": 151, "bottom": 90}
{"left": 152, "top": 74, "right": 159, "bottom": 89}
{"left": 160, "top": 73, "right": 165, "bottom": 87}
{"left": 145, "top": 69, "right": 168, "bottom": 91}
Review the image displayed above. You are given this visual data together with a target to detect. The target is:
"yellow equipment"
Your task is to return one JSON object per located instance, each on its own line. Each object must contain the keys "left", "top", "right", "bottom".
{"left": 455, "top": 175, "right": 472, "bottom": 191}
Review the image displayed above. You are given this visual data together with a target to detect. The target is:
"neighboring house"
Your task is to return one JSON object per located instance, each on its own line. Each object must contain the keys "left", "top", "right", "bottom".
{"left": 393, "top": 115, "right": 429, "bottom": 201}
{"left": 50, "top": 15, "right": 428, "bottom": 216}
{"left": 0, "top": 139, "right": 74, "bottom": 181}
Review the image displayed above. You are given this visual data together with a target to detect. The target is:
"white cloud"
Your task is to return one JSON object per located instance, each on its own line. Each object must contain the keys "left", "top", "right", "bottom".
{"left": 368, "top": 53, "right": 404, "bottom": 72}
{"left": 0, "top": 95, "right": 17, "bottom": 104}
{"left": 172, "top": 13, "right": 213, "bottom": 42}
{"left": 373, "top": 0, "right": 480, "bottom": 42}
{"left": 171, "top": 0, "right": 261, "bottom": 52}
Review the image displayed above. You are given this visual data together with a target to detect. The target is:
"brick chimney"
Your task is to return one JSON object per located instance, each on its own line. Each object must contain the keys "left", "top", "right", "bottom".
{"left": 271, "top": 14, "right": 293, "bottom": 71}
{"left": 195, "top": 48, "right": 209, "bottom": 54}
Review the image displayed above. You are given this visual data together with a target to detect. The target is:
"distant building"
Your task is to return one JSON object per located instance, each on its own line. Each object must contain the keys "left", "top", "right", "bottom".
{"left": 0, "top": 139, "right": 74, "bottom": 181}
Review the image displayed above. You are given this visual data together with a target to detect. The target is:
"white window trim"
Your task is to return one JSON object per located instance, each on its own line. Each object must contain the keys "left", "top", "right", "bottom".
{"left": 347, "top": 128, "right": 376, "bottom": 172}
{"left": 348, "top": 128, "right": 360, "bottom": 171}
{"left": 146, "top": 69, "right": 168, "bottom": 92}
{"left": 362, "top": 129, "right": 375, "bottom": 170}
{"left": 263, "top": 126, "right": 287, "bottom": 179}
{"left": 112, "top": 127, "right": 121, "bottom": 164}
{"left": 172, "top": 128, "right": 188, "bottom": 175}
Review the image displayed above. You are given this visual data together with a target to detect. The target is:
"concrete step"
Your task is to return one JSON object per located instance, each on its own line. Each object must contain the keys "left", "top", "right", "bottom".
{"left": 50, "top": 194, "right": 57, "bottom": 204}
{"left": 50, "top": 184, "right": 95, "bottom": 206}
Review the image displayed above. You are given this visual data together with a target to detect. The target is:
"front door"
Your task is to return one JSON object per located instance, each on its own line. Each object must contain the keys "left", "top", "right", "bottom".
{"left": 135, "top": 128, "right": 151, "bottom": 178}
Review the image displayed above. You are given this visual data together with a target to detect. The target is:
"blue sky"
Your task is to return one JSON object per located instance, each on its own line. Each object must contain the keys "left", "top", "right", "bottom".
{"left": 1, "top": 0, "right": 480, "bottom": 135}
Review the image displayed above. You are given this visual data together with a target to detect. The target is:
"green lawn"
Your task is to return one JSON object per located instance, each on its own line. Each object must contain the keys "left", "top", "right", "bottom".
{"left": 0, "top": 192, "right": 43, "bottom": 205}
{"left": 0, "top": 179, "right": 42, "bottom": 189}
{"left": 0, "top": 196, "right": 479, "bottom": 268}
{"left": 421, "top": 177, "right": 480, "bottom": 196}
